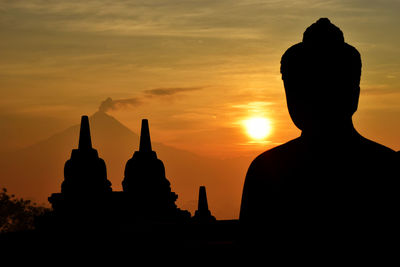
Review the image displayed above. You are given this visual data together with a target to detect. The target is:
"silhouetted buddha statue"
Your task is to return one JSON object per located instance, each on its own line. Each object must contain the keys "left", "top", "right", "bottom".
{"left": 122, "top": 119, "right": 189, "bottom": 221}
{"left": 239, "top": 18, "right": 397, "bottom": 246}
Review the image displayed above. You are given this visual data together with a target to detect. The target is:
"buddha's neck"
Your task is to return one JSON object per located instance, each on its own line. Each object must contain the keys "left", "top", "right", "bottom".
{"left": 301, "top": 118, "right": 358, "bottom": 142}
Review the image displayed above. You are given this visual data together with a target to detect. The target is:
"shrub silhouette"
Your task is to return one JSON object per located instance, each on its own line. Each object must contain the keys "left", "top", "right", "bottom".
{"left": 0, "top": 188, "right": 50, "bottom": 233}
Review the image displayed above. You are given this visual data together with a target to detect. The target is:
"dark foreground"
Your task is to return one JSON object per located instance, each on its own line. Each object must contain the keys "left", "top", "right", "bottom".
{"left": 1, "top": 220, "right": 241, "bottom": 260}
{"left": 2, "top": 219, "right": 398, "bottom": 264}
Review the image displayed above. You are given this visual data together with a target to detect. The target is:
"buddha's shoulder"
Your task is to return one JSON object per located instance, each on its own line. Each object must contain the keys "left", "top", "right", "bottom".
{"left": 356, "top": 136, "right": 397, "bottom": 170}
{"left": 357, "top": 135, "right": 395, "bottom": 155}
{"left": 249, "top": 137, "right": 303, "bottom": 171}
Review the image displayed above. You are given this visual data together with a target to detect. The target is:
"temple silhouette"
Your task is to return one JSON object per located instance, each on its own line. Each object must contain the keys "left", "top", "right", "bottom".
{"left": 2, "top": 18, "right": 397, "bottom": 258}
{"left": 192, "top": 186, "right": 216, "bottom": 223}
{"left": 43, "top": 115, "right": 222, "bottom": 233}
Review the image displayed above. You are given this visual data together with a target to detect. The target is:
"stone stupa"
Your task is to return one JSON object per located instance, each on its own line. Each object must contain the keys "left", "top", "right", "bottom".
{"left": 192, "top": 186, "right": 216, "bottom": 223}
{"left": 41, "top": 116, "right": 191, "bottom": 230}
{"left": 48, "top": 115, "right": 112, "bottom": 214}
{"left": 121, "top": 119, "right": 190, "bottom": 222}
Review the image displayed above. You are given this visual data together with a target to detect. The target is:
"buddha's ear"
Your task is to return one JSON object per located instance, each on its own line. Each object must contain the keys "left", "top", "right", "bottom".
{"left": 350, "top": 85, "right": 360, "bottom": 115}
{"left": 283, "top": 83, "right": 305, "bottom": 131}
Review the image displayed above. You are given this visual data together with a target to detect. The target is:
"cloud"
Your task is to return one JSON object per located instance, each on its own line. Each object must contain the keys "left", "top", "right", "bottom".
{"left": 144, "top": 87, "right": 204, "bottom": 96}
{"left": 1, "top": 0, "right": 265, "bottom": 39}
{"left": 99, "top": 86, "right": 204, "bottom": 112}
{"left": 362, "top": 86, "right": 400, "bottom": 96}
{"left": 98, "top": 97, "right": 142, "bottom": 112}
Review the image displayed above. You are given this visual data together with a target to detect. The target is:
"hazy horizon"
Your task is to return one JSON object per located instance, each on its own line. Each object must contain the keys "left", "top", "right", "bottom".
{"left": 1, "top": 0, "right": 399, "bottom": 158}
{"left": 0, "top": 111, "right": 255, "bottom": 219}
{"left": 0, "top": 0, "right": 399, "bottom": 218}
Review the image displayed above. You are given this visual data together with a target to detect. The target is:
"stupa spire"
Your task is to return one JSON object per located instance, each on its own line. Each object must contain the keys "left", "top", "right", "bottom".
{"left": 192, "top": 186, "right": 216, "bottom": 222}
{"left": 78, "top": 115, "right": 92, "bottom": 150}
{"left": 122, "top": 118, "right": 190, "bottom": 222}
{"left": 198, "top": 186, "right": 209, "bottom": 212}
{"left": 139, "top": 119, "right": 152, "bottom": 152}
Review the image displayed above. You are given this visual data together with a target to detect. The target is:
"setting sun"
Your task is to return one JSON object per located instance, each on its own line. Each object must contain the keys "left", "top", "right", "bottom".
{"left": 243, "top": 117, "right": 272, "bottom": 140}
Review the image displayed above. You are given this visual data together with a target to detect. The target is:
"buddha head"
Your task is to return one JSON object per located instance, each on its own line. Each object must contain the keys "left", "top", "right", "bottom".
{"left": 280, "top": 18, "right": 362, "bottom": 131}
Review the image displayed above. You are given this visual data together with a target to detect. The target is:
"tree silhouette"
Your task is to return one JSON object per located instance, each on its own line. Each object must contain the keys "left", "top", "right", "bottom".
{"left": 0, "top": 188, "right": 50, "bottom": 233}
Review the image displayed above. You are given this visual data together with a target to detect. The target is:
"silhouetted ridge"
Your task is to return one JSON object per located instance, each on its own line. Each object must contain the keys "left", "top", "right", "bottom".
{"left": 139, "top": 119, "right": 152, "bottom": 152}
{"left": 78, "top": 115, "right": 92, "bottom": 150}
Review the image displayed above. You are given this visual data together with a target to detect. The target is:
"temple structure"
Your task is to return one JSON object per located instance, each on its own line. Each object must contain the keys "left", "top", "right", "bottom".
{"left": 121, "top": 119, "right": 190, "bottom": 222}
{"left": 193, "top": 186, "right": 216, "bottom": 223}
{"left": 48, "top": 116, "right": 112, "bottom": 218}
{"left": 46, "top": 116, "right": 191, "bottom": 227}
{"left": 32, "top": 115, "right": 240, "bottom": 249}
{"left": 61, "top": 115, "right": 112, "bottom": 194}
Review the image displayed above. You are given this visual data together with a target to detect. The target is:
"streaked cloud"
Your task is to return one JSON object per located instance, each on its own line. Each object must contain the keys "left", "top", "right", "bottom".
{"left": 362, "top": 86, "right": 400, "bottom": 96}
{"left": 99, "top": 86, "right": 205, "bottom": 112}
{"left": 144, "top": 87, "right": 204, "bottom": 96}
{"left": 0, "top": 0, "right": 266, "bottom": 39}
{"left": 0, "top": 0, "right": 398, "bottom": 155}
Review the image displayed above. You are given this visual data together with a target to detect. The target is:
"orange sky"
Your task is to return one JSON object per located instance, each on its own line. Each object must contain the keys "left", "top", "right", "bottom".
{"left": 0, "top": 1, "right": 399, "bottom": 213}
{"left": 1, "top": 1, "right": 399, "bottom": 159}
{"left": 1, "top": 1, "right": 399, "bottom": 156}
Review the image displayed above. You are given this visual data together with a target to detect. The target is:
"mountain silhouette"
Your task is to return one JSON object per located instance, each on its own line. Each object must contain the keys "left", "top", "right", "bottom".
{"left": 0, "top": 111, "right": 251, "bottom": 219}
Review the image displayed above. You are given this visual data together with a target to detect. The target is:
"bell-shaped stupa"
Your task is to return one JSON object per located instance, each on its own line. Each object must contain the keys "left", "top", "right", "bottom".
{"left": 122, "top": 119, "right": 190, "bottom": 221}
{"left": 60, "top": 115, "right": 112, "bottom": 194}
{"left": 46, "top": 115, "right": 113, "bottom": 225}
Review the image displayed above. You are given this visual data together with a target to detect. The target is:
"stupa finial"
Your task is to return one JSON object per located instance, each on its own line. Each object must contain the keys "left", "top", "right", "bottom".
{"left": 139, "top": 119, "right": 152, "bottom": 152}
{"left": 78, "top": 115, "right": 92, "bottom": 150}
{"left": 198, "top": 186, "right": 209, "bottom": 211}
{"left": 193, "top": 186, "right": 216, "bottom": 222}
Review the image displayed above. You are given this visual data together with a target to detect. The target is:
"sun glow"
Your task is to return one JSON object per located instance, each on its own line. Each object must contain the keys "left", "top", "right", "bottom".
{"left": 243, "top": 117, "right": 272, "bottom": 140}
